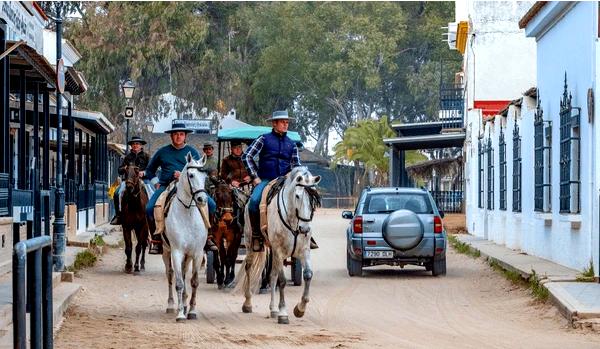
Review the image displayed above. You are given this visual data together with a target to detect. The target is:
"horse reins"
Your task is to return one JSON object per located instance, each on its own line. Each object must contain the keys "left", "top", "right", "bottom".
{"left": 277, "top": 182, "right": 317, "bottom": 256}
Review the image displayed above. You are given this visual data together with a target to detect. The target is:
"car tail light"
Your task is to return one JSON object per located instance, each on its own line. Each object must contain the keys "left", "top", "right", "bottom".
{"left": 434, "top": 216, "right": 443, "bottom": 234}
{"left": 353, "top": 216, "right": 363, "bottom": 234}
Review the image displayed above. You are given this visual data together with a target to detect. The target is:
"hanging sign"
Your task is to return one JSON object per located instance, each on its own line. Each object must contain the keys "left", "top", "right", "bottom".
{"left": 57, "top": 58, "right": 65, "bottom": 93}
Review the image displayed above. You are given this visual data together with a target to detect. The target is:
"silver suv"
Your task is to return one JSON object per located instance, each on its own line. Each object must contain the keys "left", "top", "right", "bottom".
{"left": 343, "top": 187, "right": 447, "bottom": 277}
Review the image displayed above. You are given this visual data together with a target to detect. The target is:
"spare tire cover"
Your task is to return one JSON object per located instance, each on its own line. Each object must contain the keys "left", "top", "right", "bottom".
{"left": 382, "top": 209, "right": 424, "bottom": 251}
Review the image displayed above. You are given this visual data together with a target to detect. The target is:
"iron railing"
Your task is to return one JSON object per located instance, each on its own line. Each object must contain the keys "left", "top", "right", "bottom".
{"left": 0, "top": 173, "right": 9, "bottom": 217}
{"left": 486, "top": 137, "right": 494, "bottom": 210}
{"left": 559, "top": 74, "right": 581, "bottom": 213}
{"left": 76, "top": 184, "right": 95, "bottom": 210}
{"left": 478, "top": 139, "right": 484, "bottom": 209}
{"left": 321, "top": 196, "right": 357, "bottom": 209}
{"left": 499, "top": 128, "right": 506, "bottom": 210}
{"left": 534, "top": 98, "right": 551, "bottom": 212}
{"left": 439, "top": 83, "right": 464, "bottom": 129}
{"left": 431, "top": 190, "right": 463, "bottom": 213}
{"left": 512, "top": 121, "right": 522, "bottom": 212}
{"left": 95, "top": 181, "right": 108, "bottom": 204}
{"left": 64, "top": 178, "right": 78, "bottom": 205}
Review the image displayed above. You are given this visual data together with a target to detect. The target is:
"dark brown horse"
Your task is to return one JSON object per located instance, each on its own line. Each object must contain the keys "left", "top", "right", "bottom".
{"left": 211, "top": 182, "right": 243, "bottom": 288}
{"left": 121, "top": 165, "right": 150, "bottom": 273}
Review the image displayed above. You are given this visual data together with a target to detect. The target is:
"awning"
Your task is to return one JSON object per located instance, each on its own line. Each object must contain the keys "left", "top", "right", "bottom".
{"left": 7, "top": 40, "right": 56, "bottom": 88}
{"left": 217, "top": 126, "right": 302, "bottom": 144}
{"left": 72, "top": 109, "right": 115, "bottom": 134}
{"left": 384, "top": 133, "right": 466, "bottom": 150}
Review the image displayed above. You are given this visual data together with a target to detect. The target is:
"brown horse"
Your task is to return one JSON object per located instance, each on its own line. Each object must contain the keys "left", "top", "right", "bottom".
{"left": 211, "top": 182, "right": 243, "bottom": 288}
{"left": 121, "top": 165, "right": 150, "bottom": 273}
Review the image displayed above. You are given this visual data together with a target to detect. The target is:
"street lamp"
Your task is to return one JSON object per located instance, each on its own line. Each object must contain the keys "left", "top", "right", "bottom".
{"left": 120, "top": 79, "right": 136, "bottom": 152}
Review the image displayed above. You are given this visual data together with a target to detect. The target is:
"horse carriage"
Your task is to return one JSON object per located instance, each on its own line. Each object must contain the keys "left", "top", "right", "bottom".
{"left": 207, "top": 126, "right": 305, "bottom": 287}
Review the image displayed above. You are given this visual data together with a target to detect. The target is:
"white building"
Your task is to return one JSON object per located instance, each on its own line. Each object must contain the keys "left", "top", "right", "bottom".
{"left": 459, "top": 1, "right": 600, "bottom": 275}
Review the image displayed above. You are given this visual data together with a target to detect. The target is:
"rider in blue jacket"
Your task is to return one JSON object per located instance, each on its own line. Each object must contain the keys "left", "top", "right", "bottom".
{"left": 145, "top": 122, "right": 218, "bottom": 254}
{"left": 242, "top": 110, "right": 318, "bottom": 251}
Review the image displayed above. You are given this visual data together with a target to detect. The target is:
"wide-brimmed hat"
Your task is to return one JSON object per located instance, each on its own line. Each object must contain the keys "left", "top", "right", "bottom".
{"left": 267, "top": 110, "right": 295, "bottom": 121}
{"left": 165, "top": 122, "right": 193, "bottom": 134}
{"left": 203, "top": 143, "right": 214, "bottom": 149}
{"left": 230, "top": 140, "right": 243, "bottom": 147}
{"left": 127, "top": 136, "right": 147, "bottom": 145}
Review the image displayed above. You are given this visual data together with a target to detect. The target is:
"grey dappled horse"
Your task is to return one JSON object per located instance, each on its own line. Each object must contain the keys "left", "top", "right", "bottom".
{"left": 238, "top": 166, "right": 321, "bottom": 324}
{"left": 162, "top": 153, "right": 209, "bottom": 322}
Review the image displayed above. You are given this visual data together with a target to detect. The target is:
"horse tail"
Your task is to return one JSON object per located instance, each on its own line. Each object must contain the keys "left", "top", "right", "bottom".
{"left": 233, "top": 206, "right": 266, "bottom": 295}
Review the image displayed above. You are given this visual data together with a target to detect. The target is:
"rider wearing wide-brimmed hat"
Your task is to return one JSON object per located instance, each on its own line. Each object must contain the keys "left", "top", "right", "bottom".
{"left": 144, "top": 122, "right": 218, "bottom": 254}
{"left": 220, "top": 140, "right": 250, "bottom": 187}
{"left": 110, "top": 136, "right": 151, "bottom": 225}
{"left": 242, "top": 110, "right": 318, "bottom": 251}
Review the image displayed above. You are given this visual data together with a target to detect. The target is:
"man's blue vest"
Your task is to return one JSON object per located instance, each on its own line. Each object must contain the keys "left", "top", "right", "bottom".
{"left": 258, "top": 131, "right": 295, "bottom": 181}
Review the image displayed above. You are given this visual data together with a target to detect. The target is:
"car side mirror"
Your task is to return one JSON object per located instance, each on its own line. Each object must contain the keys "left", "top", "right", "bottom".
{"left": 439, "top": 210, "right": 445, "bottom": 219}
{"left": 342, "top": 210, "right": 353, "bottom": 219}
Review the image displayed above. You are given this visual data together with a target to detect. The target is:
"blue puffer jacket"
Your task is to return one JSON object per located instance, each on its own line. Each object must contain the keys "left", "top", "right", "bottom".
{"left": 258, "top": 131, "right": 295, "bottom": 180}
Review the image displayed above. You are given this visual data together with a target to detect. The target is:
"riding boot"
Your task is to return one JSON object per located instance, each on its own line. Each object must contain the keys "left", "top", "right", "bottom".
{"left": 310, "top": 236, "right": 319, "bottom": 249}
{"left": 249, "top": 212, "right": 264, "bottom": 252}
{"left": 109, "top": 198, "right": 121, "bottom": 225}
{"left": 204, "top": 234, "right": 219, "bottom": 252}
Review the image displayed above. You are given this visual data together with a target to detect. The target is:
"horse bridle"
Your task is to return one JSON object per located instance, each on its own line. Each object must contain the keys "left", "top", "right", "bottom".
{"left": 277, "top": 181, "right": 317, "bottom": 255}
{"left": 177, "top": 165, "right": 209, "bottom": 209}
{"left": 125, "top": 165, "right": 142, "bottom": 198}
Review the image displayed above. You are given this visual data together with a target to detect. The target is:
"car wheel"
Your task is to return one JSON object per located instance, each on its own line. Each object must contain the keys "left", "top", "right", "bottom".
{"left": 347, "top": 252, "right": 363, "bottom": 277}
{"left": 431, "top": 254, "right": 446, "bottom": 276}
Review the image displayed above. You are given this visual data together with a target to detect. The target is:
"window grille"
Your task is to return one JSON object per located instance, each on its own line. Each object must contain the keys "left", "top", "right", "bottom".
{"left": 499, "top": 127, "right": 506, "bottom": 210}
{"left": 512, "top": 120, "right": 521, "bottom": 212}
{"left": 534, "top": 97, "right": 551, "bottom": 212}
{"left": 559, "top": 74, "right": 581, "bottom": 213}
{"left": 487, "top": 137, "right": 494, "bottom": 210}
{"left": 478, "top": 139, "right": 484, "bottom": 208}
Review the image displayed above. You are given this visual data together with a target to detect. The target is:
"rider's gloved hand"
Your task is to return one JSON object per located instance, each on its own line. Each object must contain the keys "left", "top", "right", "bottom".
{"left": 253, "top": 177, "right": 261, "bottom": 186}
{"left": 174, "top": 171, "right": 181, "bottom": 179}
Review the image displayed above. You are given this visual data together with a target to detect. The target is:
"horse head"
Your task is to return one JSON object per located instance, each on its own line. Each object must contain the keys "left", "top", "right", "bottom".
{"left": 179, "top": 152, "right": 209, "bottom": 205}
{"left": 125, "top": 164, "right": 141, "bottom": 195}
{"left": 286, "top": 167, "right": 321, "bottom": 235}
{"left": 215, "top": 182, "right": 234, "bottom": 225}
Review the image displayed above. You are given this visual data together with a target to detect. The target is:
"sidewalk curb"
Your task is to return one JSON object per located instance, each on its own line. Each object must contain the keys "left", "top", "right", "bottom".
{"left": 452, "top": 234, "right": 585, "bottom": 325}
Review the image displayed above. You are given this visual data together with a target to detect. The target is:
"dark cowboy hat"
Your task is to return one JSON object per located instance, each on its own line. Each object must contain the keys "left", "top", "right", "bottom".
{"left": 127, "top": 136, "right": 146, "bottom": 145}
{"left": 230, "top": 140, "right": 243, "bottom": 147}
{"left": 203, "top": 143, "right": 214, "bottom": 149}
{"left": 165, "top": 122, "right": 193, "bottom": 134}
{"left": 267, "top": 110, "right": 295, "bottom": 121}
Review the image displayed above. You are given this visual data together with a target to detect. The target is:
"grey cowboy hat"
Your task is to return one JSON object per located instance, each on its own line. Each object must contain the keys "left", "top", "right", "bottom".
{"left": 127, "top": 136, "right": 147, "bottom": 145}
{"left": 165, "top": 122, "right": 193, "bottom": 134}
{"left": 267, "top": 110, "right": 295, "bottom": 121}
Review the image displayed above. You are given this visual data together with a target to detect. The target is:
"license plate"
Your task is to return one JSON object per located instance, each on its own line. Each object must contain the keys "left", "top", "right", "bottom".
{"left": 364, "top": 250, "right": 394, "bottom": 259}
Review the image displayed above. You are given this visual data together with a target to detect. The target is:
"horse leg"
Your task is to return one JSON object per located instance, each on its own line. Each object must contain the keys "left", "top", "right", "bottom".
{"left": 217, "top": 243, "right": 226, "bottom": 289}
{"left": 162, "top": 251, "right": 175, "bottom": 314}
{"left": 134, "top": 229, "right": 142, "bottom": 273}
{"left": 181, "top": 255, "right": 190, "bottom": 314}
{"left": 294, "top": 252, "right": 312, "bottom": 318}
{"left": 268, "top": 250, "right": 283, "bottom": 318}
{"left": 225, "top": 230, "right": 240, "bottom": 286}
{"left": 172, "top": 251, "right": 186, "bottom": 322}
{"left": 187, "top": 255, "right": 201, "bottom": 320}
{"left": 241, "top": 251, "right": 253, "bottom": 313}
{"left": 140, "top": 224, "right": 148, "bottom": 271}
{"left": 277, "top": 267, "right": 289, "bottom": 324}
{"left": 260, "top": 250, "right": 272, "bottom": 294}
{"left": 123, "top": 227, "right": 133, "bottom": 274}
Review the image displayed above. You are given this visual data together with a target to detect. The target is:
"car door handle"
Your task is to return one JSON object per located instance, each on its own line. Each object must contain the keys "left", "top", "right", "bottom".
{"left": 365, "top": 219, "right": 375, "bottom": 223}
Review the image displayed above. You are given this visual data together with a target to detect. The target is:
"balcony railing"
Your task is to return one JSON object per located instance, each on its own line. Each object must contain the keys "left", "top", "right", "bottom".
{"left": 431, "top": 190, "right": 463, "bottom": 213}
{"left": 439, "top": 83, "right": 464, "bottom": 130}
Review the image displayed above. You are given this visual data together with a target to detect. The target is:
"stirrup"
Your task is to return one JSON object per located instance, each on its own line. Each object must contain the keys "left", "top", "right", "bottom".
{"left": 149, "top": 239, "right": 162, "bottom": 255}
{"left": 251, "top": 236, "right": 264, "bottom": 252}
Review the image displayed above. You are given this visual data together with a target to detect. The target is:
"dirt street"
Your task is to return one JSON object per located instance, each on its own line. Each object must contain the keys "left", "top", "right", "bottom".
{"left": 55, "top": 210, "right": 600, "bottom": 348}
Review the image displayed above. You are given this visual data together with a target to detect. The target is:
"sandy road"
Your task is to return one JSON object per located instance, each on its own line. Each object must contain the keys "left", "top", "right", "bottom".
{"left": 55, "top": 209, "right": 600, "bottom": 348}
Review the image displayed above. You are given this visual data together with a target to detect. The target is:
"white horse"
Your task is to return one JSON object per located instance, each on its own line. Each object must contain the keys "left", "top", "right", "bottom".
{"left": 162, "top": 153, "right": 209, "bottom": 322}
{"left": 239, "top": 166, "right": 321, "bottom": 324}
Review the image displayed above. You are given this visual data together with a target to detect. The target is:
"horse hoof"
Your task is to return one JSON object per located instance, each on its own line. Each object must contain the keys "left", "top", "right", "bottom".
{"left": 259, "top": 287, "right": 269, "bottom": 294}
{"left": 134, "top": 267, "right": 140, "bottom": 273}
{"left": 293, "top": 305, "right": 305, "bottom": 318}
{"left": 270, "top": 311, "right": 278, "bottom": 318}
{"left": 242, "top": 305, "right": 252, "bottom": 313}
{"left": 217, "top": 284, "right": 224, "bottom": 290}
{"left": 140, "top": 265, "right": 145, "bottom": 271}
{"left": 187, "top": 312, "right": 197, "bottom": 320}
{"left": 166, "top": 308, "right": 176, "bottom": 314}
{"left": 278, "top": 316, "right": 289, "bottom": 324}
{"left": 176, "top": 317, "right": 186, "bottom": 323}
{"left": 125, "top": 266, "right": 133, "bottom": 274}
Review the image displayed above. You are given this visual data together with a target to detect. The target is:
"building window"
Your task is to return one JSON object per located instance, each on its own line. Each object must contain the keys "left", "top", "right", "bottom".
{"left": 499, "top": 127, "right": 506, "bottom": 210}
{"left": 478, "top": 139, "right": 484, "bottom": 209}
{"left": 559, "top": 74, "right": 581, "bottom": 213}
{"left": 486, "top": 136, "right": 494, "bottom": 210}
{"left": 512, "top": 119, "right": 521, "bottom": 212}
{"left": 534, "top": 97, "right": 551, "bottom": 212}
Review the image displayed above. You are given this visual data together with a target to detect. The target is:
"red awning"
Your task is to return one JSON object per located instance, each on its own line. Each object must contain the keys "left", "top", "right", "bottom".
{"left": 474, "top": 100, "right": 511, "bottom": 117}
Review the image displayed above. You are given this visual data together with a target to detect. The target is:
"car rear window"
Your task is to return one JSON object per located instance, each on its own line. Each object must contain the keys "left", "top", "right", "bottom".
{"left": 364, "top": 193, "right": 433, "bottom": 214}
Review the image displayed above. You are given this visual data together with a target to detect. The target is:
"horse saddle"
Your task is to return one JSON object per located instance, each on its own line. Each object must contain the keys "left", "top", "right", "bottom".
{"left": 259, "top": 176, "right": 287, "bottom": 236}
{"left": 153, "top": 181, "right": 211, "bottom": 237}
